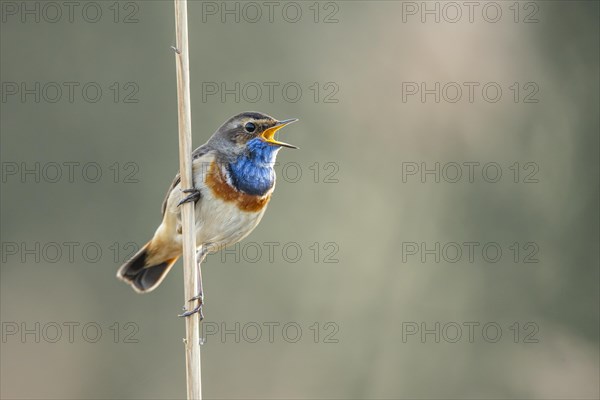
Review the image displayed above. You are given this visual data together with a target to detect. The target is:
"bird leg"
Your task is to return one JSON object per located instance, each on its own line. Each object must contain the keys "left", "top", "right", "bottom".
{"left": 179, "top": 247, "right": 208, "bottom": 319}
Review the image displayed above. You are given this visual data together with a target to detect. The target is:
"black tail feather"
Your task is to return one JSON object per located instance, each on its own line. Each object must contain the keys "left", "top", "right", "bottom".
{"left": 117, "top": 243, "right": 177, "bottom": 293}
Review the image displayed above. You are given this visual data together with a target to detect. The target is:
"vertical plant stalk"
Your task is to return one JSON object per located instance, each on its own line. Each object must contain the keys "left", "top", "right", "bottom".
{"left": 173, "top": 1, "right": 202, "bottom": 399}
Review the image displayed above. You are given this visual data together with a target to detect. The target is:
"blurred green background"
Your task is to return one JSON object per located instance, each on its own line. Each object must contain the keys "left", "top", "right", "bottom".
{"left": 1, "top": 1, "right": 598, "bottom": 399}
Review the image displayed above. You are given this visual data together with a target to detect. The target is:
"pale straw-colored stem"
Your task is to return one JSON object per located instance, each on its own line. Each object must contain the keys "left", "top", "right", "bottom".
{"left": 173, "top": 1, "right": 202, "bottom": 399}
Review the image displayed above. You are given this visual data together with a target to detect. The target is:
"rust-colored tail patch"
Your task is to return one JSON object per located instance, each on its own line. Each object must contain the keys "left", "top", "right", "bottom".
{"left": 117, "top": 241, "right": 179, "bottom": 293}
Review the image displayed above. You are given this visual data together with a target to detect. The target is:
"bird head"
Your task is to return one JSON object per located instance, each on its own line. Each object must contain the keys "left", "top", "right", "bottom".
{"left": 210, "top": 112, "right": 299, "bottom": 157}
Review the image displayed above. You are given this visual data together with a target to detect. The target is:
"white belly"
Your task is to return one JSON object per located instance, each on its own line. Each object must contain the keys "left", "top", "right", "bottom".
{"left": 194, "top": 187, "right": 266, "bottom": 250}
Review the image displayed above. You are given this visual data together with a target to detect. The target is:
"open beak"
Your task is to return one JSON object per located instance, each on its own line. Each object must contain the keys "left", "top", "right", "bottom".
{"left": 260, "top": 118, "right": 299, "bottom": 149}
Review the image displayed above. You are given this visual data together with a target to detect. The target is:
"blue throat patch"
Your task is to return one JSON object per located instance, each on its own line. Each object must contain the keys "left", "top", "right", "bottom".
{"left": 228, "top": 138, "right": 279, "bottom": 196}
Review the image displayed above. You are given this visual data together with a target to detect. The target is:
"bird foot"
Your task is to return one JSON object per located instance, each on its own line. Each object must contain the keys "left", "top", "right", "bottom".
{"left": 177, "top": 188, "right": 201, "bottom": 206}
{"left": 178, "top": 294, "right": 204, "bottom": 319}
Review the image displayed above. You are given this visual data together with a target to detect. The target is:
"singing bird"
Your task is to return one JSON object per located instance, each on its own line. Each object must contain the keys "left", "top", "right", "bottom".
{"left": 117, "top": 112, "right": 298, "bottom": 316}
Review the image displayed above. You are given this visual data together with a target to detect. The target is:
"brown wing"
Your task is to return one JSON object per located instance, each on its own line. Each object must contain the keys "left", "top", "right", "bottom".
{"left": 160, "top": 144, "right": 212, "bottom": 216}
{"left": 160, "top": 173, "right": 181, "bottom": 216}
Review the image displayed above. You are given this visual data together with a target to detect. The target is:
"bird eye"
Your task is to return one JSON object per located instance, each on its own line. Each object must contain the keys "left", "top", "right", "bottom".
{"left": 244, "top": 122, "right": 256, "bottom": 133}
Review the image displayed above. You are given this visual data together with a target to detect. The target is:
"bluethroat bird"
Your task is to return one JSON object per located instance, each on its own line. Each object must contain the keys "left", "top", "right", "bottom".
{"left": 116, "top": 112, "right": 298, "bottom": 316}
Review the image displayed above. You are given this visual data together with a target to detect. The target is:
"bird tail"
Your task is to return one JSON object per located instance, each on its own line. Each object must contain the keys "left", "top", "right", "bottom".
{"left": 116, "top": 241, "right": 179, "bottom": 293}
